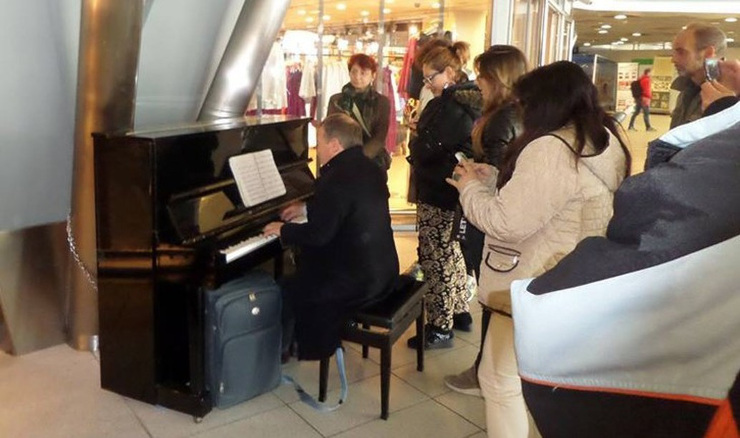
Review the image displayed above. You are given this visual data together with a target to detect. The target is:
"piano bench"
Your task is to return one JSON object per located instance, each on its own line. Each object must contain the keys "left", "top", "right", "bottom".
{"left": 318, "top": 275, "right": 427, "bottom": 420}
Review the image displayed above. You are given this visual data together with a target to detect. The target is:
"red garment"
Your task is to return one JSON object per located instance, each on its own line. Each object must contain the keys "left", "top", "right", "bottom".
{"left": 397, "top": 38, "right": 417, "bottom": 99}
{"left": 382, "top": 67, "right": 398, "bottom": 154}
{"left": 639, "top": 74, "right": 652, "bottom": 99}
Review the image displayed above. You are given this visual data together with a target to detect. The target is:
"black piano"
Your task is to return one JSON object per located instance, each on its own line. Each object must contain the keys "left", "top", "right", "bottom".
{"left": 93, "top": 115, "right": 314, "bottom": 419}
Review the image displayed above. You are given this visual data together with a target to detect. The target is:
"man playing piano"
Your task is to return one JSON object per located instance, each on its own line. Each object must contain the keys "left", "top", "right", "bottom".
{"left": 263, "top": 113, "right": 399, "bottom": 361}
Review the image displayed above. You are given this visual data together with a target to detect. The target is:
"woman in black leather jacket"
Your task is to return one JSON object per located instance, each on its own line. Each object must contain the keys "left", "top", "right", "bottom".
{"left": 443, "top": 45, "right": 529, "bottom": 397}
{"left": 407, "top": 42, "right": 482, "bottom": 349}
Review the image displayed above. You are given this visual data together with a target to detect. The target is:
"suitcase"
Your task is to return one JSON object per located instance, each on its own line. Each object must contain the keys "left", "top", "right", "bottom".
{"left": 204, "top": 270, "right": 282, "bottom": 408}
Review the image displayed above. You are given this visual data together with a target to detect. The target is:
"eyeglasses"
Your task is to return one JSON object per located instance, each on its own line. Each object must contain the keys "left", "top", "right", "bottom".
{"left": 423, "top": 71, "right": 442, "bottom": 85}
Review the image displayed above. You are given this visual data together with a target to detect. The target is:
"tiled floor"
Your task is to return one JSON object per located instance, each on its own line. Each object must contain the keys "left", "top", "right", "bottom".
{"left": 0, "top": 232, "right": 488, "bottom": 438}
{"left": 0, "top": 114, "right": 671, "bottom": 438}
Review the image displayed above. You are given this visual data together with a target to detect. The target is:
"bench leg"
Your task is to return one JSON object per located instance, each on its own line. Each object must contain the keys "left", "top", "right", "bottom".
{"left": 380, "top": 344, "right": 391, "bottom": 420}
{"left": 319, "top": 357, "right": 329, "bottom": 402}
{"left": 415, "top": 310, "right": 425, "bottom": 372}
{"left": 362, "top": 324, "right": 370, "bottom": 358}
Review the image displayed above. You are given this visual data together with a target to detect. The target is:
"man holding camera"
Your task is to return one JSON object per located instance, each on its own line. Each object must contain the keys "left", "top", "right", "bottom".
{"left": 670, "top": 23, "right": 727, "bottom": 128}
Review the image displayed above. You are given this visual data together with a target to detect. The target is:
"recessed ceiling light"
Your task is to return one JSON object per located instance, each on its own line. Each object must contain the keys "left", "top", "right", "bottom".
{"left": 297, "top": 9, "right": 306, "bottom": 15}
{"left": 614, "top": 14, "right": 627, "bottom": 20}
{"left": 323, "top": 15, "right": 330, "bottom": 21}
{"left": 728, "top": 37, "right": 736, "bottom": 42}
{"left": 726, "top": 17, "right": 738, "bottom": 22}
{"left": 682, "top": 26, "right": 688, "bottom": 30}
{"left": 360, "top": 10, "right": 369, "bottom": 16}
{"left": 584, "top": 42, "right": 592, "bottom": 47}
{"left": 620, "top": 37, "right": 629, "bottom": 41}
{"left": 600, "top": 24, "right": 612, "bottom": 29}
{"left": 598, "top": 30, "right": 609, "bottom": 34}
{"left": 383, "top": 8, "right": 391, "bottom": 14}
{"left": 336, "top": 3, "right": 346, "bottom": 10}
{"left": 432, "top": 2, "right": 441, "bottom": 8}
{"left": 632, "top": 32, "right": 642, "bottom": 37}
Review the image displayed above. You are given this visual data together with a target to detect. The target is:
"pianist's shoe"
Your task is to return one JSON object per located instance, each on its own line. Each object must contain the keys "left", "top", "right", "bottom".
{"left": 406, "top": 324, "right": 454, "bottom": 350}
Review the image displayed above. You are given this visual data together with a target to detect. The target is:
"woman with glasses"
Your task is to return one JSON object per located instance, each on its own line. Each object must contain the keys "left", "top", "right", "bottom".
{"left": 443, "top": 45, "right": 529, "bottom": 398}
{"left": 327, "top": 54, "right": 391, "bottom": 170}
{"left": 406, "top": 40, "right": 481, "bottom": 349}
{"left": 447, "top": 60, "right": 631, "bottom": 437}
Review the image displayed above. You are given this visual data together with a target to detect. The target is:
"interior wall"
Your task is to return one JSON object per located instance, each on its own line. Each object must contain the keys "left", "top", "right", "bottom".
{"left": 0, "top": 0, "right": 81, "bottom": 232}
{"left": 447, "top": 10, "right": 488, "bottom": 61}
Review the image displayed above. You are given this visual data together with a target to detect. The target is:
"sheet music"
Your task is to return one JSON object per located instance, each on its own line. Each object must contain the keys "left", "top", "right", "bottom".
{"left": 229, "top": 150, "right": 286, "bottom": 207}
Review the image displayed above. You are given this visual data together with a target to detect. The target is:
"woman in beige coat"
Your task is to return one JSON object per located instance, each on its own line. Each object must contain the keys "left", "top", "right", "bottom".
{"left": 447, "top": 61, "right": 631, "bottom": 437}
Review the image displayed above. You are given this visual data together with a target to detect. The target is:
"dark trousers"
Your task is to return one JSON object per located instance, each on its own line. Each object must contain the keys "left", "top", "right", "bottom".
{"left": 628, "top": 98, "right": 652, "bottom": 129}
{"left": 473, "top": 308, "right": 492, "bottom": 372}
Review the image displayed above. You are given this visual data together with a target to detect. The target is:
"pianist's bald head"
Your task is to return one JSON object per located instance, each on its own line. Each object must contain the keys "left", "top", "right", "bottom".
{"left": 319, "top": 113, "right": 363, "bottom": 150}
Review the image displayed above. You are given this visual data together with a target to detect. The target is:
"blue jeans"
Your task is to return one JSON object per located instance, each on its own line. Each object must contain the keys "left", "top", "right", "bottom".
{"left": 628, "top": 98, "right": 652, "bottom": 129}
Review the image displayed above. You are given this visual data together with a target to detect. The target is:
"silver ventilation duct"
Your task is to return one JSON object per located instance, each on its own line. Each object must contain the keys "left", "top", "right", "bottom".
{"left": 198, "top": 0, "right": 290, "bottom": 120}
{"left": 67, "top": 0, "right": 143, "bottom": 350}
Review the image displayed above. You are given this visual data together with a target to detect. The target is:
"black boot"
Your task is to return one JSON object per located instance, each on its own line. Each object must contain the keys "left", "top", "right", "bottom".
{"left": 407, "top": 324, "right": 454, "bottom": 350}
{"left": 453, "top": 312, "right": 473, "bottom": 332}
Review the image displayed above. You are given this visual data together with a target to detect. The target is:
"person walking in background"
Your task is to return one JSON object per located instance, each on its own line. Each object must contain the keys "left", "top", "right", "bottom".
{"left": 628, "top": 68, "right": 656, "bottom": 132}
{"left": 406, "top": 40, "right": 481, "bottom": 349}
{"left": 444, "top": 45, "right": 528, "bottom": 397}
{"left": 446, "top": 61, "right": 631, "bottom": 437}
{"left": 327, "top": 54, "right": 392, "bottom": 170}
{"left": 670, "top": 23, "right": 727, "bottom": 128}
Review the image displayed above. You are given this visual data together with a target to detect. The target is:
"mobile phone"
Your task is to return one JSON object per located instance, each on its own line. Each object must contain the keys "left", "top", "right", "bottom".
{"left": 705, "top": 58, "right": 721, "bottom": 81}
{"left": 454, "top": 152, "right": 470, "bottom": 163}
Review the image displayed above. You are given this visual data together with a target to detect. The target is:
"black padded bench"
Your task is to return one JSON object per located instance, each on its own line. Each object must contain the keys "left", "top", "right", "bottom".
{"left": 319, "top": 274, "right": 427, "bottom": 419}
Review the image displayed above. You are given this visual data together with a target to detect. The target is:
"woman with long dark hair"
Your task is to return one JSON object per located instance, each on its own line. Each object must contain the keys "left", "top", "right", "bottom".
{"left": 447, "top": 60, "right": 631, "bottom": 437}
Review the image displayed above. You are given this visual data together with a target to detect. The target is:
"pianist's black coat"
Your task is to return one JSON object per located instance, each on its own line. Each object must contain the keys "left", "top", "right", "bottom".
{"left": 280, "top": 145, "right": 399, "bottom": 360}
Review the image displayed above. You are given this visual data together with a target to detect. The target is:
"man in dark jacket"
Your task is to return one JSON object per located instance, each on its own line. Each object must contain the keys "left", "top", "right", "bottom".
{"left": 263, "top": 113, "right": 399, "bottom": 361}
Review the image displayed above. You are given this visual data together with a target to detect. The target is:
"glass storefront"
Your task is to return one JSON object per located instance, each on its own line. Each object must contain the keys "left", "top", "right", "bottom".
{"left": 260, "top": 0, "right": 575, "bottom": 215}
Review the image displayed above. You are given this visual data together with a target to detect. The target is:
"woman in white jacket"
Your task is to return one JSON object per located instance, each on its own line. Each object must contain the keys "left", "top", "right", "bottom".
{"left": 447, "top": 61, "right": 631, "bottom": 437}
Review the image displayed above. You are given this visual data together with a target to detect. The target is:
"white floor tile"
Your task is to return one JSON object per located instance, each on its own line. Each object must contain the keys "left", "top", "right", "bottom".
{"left": 288, "top": 374, "right": 428, "bottom": 436}
{"left": 330, "top": 399, "right": 481, "bottom": 438}
{"left": 0, "top": 345, "right": 148, "bottom": 438}
{"left": 125, "top": 392, "right": 285, "bottom": 438}
{"left": 435, "top": 391, "right": 487, "bottom": 430}
{"left": 193, "top": 406, "right": 321, "bottom": 438}
{"left": 393, "top": 344, "right": 479, "bottom": 398}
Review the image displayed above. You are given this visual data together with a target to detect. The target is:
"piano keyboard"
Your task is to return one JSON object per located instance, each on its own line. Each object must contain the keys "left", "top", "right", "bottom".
{"left": 220, "top": 216, "right": 307, "bottom": 264}
{"left": 221, "top": 234, "right": 278, "bottom": 263}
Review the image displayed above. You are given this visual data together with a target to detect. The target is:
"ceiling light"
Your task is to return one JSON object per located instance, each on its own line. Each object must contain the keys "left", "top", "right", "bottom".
{"left": 574, "top": 1, "right": 740, "bottom": 14}
{"left": 584, "top": 42, "right": 592, "bottom": 47}
{"left": 306, "top": 17, "right": 314, "bottom": 23}
{"left": 360, "top": 10, "right": 369, "bottom": 16}
{"left": 323, "top": 15, "right": 330, "bottom": 21}
{"left": 614, "top": 14, "right": 627, "bottom": 20}
{"left": 598, "top": 30, "right": 608, "bottom": 34}
{"left": 620, "top": 37, "right": 629, "bottom": 41}
{"left": 600, "top": 24, "right": 612, "bottom": 29}
{"left": 632, "top": 32, "right": 642, "bottom": 37}
{"left": 682, "top": 26, "right": 687, "bottom": 30}
{"left": 297, "top": 9, "right": 306, "bottom": 15}
{"left": 432, "top": 2, "right": 441, "bottom": 8}
{"left": 383, "top": 8, "right": 391, "bottom": 14}
{"left": 336, "top": 3, "right": 346, "bottom": 10}
{"left": 726, "top": 17, "right": 738, "bottom": 22}
{"left": 728, "top": 38, "right": 736, "bottom": 42}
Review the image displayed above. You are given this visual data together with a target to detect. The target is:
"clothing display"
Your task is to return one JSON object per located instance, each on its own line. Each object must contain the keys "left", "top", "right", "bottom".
{"left": 247, "top": 42, "right": 287, "bottom": 112}
{"left": 511, "top": 105, "right": 740, "bottom": 437}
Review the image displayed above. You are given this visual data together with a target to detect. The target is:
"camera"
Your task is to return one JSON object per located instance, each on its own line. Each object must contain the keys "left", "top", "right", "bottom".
{"left": 704, "top": 58, "right": 721, "bottom": 82}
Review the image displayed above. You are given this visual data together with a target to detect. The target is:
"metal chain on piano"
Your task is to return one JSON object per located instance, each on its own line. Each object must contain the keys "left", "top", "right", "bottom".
{"left": 66, "top": 211, "right": 98, "bottom": 292}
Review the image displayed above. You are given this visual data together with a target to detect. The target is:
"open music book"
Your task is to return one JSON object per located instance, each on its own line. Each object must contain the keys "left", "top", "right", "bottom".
{"left": 228, "top": 150, "right": 286, "bottom": 207}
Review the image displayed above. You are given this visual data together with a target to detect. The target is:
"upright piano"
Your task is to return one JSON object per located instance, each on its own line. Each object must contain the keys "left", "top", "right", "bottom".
{"left": 93, "top": 116, "right": 314, "bottom": 419}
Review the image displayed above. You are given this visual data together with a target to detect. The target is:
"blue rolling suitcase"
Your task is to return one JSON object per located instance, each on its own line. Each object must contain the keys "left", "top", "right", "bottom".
{"left": 204, "top": 270, "right": 282, "bottom": 408}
